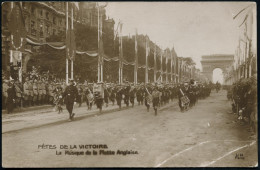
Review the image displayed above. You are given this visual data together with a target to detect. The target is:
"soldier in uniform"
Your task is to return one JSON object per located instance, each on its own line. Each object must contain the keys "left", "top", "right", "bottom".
{"left": 85, "top": 84, "right": 94, "bottom": 110}
{"left": 116, "top": 85, "right": 124, "bottom": 110}
{"left": 178, "top": 82, "right": 190, "bottom": 112}
{"left": 7, "top": 80, "right": 16, "bottom": 114}
{"left": 189, "top": 79, "right": 196, "bottom": 108}
{"left": 28, "top": 79, "right": 34, "bottom": 107}
{"left": 129, "top": 84, "right": 136, "bottom": 108}
{"left": 2, "top": 79, "right": 9, "bottom": 109}
{"left": 123, "top": 82, "right": 130, "bottom": 107}
{"left": 37, "top": 79, "right": 43, "bottom": 105}
{"left": 14, "top": 80, "right": 22, "bottom": 109}
{"left": 152, "top": 86, "right": 160, "bottom": 116}
{"left": 48, "top": 81, "right": 55, "bottom": 105}
{"left": 104, "top": 84, "right": 109, "bottom": 107}
{"left": 144, "top": 84, "right": 152, "bottom": 112}
{"left": 23, "top": 78, "right": 30, "bottom": 107}
{"left": 53, "top": 83, "right": 63, "bottom": 113}
{"left": 77, "top": 83, "right": 84, "bottom": 107}
{"left": 41, "top": 79, "right": 47, "bottom": 105}
{"left": 63, "top": 79, "right": 78, "bottom": 121}
{"left": 109, "top": 84, "right": 116, "bottom": 105}
{"left": 136, "top": 84, "right": 144, "bottom": 105}
{"left": 32, "top": 79, "right": 39, "bottom": 106}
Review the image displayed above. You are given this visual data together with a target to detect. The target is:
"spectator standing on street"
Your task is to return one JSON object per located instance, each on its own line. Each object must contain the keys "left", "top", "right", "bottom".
{"left": 6, "top": 80, "right": 16, "bottom": 114}
{"left": 2, "top": 79, "right": 9, "bottom": 109}
{"left": 14, "top": 80, "right": 22, "bottom": 109}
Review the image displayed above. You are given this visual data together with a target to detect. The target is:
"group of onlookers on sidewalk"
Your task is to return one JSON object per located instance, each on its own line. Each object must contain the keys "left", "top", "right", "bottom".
{"left": 226, "top": 74, "right": 257, "bottom": 134}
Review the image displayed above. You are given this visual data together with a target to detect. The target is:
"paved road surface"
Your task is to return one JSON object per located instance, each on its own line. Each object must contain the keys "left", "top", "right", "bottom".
{"left": 2, "top": 91, "right": 257, "bottom": 167}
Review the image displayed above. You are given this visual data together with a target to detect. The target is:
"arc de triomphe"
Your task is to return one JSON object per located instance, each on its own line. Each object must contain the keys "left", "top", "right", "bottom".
{"left": 200, "top": 54, "right": 234, "bottom": 82}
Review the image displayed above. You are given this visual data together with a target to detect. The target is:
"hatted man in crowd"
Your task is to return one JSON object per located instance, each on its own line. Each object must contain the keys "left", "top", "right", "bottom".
{"left": 63, "top": 79, "right": 78, "bottom": 121}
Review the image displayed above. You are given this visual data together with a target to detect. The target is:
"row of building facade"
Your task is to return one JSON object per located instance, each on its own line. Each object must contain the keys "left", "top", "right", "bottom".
{"left": 2, "top": 2, "right": 202, "bottom": 84}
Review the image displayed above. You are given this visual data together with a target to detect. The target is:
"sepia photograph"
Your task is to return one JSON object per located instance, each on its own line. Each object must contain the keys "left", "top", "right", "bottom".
{"left": 1, "top": 1, "right": 257, "bottom": 167}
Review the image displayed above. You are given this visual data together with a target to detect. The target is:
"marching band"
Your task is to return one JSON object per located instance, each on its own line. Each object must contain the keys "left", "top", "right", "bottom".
{"left": 3, "top": 76, "right": 212, "bottom": 121}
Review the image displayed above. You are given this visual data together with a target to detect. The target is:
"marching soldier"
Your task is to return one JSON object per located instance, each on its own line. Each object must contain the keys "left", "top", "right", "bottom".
{"left": 85, "top": 84, "right": 94, "bottom": 110}
{"left": 104, "top": 84, "right": 109, "bottom": 107}
{"left": 53, "top": 83, "right": 63, "bottom": 113}
{"left": 109, "top": 84, "right": 116, "bottom": 105}
{"left": 152, "top": 86, "right": 160, "bottom": 116}
{"left": 32, "top": 79, "right": 39, "bottom": 106}
{"left": 129, "top": 84, "right": 136, "bottom": 108}
{"left": 94, "top": 83, "right": 104, "bottom": 113}
{"left": 178, "top": 82, "right": 190, "bottom": 112}
{"left": 189, "top": 79, "right": 196, "bottom": 107}
{"left": 144, "top": 84, "right": 152, "bottom": 112}
{"left": 124, "top": 83, "right": 130, "bottom": 107}
{"left": 116, "top": 85, "right": 123, "bottom": 110}
{"left": 77, "top": 83, "right": 84, "bottom": 107}
{"left": 63, "top": 79, "right": 78, "bottom": 121}
{"left": 136, "top": 85, "right": 144, "bottom": 105}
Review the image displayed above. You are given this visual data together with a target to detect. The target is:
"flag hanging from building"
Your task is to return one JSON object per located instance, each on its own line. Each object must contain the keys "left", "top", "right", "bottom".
{"left": 9, "top": 2, "right": 27, "bottom": 51}
{"left": 66, "top": 27, "right": 76, "bottom": 61}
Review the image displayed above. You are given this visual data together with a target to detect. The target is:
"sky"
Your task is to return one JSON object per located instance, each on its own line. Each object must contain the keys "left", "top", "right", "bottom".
{"left": 106, "top": 2, "right": 255, "bottom": 70}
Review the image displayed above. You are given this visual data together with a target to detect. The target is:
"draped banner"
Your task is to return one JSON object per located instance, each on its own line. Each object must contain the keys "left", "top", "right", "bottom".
{"left": 76, "top": 51, "right": 98, "bottom": 57}
{"left": 9, "top": 2, "right": 26, "bottom": 51}
{"left": 26, "top": 38, "right": 66, "bottom": 49}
